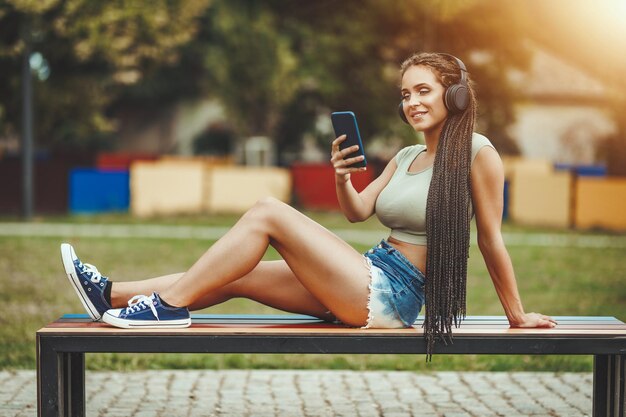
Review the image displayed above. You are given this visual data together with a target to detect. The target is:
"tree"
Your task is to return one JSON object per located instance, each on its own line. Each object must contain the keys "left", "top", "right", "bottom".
{"left": 0, "top": 0, "right": 211, "bottom": 151}
{"left": 1, "top": 0, "right": 533, "bottom": 161}
{"left": 198, "top": 1, "right": 299, "bottom": 138}
{"left": 267, "top": 0, "right": 529, "bottom": 156}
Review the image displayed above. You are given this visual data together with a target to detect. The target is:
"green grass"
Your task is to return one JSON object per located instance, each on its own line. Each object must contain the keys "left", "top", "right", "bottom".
{"left": 3, "top": 210, "right": 388, "bottom": 230}
{"left": 1, "top": 213, "right": 624, "bottom": 372}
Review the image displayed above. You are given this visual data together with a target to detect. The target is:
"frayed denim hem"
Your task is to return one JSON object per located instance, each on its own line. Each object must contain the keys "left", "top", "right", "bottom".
{"left": 361, "top": 256, "right": 405, "bottom": 329}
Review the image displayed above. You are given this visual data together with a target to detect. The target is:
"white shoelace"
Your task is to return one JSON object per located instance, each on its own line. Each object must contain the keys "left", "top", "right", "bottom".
{"left": 81, "top": 263, "right": 102, "bottom": 284}
{"left": 125, "top": 294, "right": 160, "bottom": 321}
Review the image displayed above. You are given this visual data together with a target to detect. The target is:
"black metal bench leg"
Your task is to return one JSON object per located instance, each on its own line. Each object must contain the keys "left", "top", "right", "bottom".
{"left": 37, "top": 335, "right": 61, "bottom": 417}
{"left": 594, "top": 354, "right": 625, "bottom": 417}
{"left": 614, "top": 355, "right": 625, "bottom": 417}
{"left": 37, "top": 336, "right": 85, "bottom": 417}
{"left": 62, "top": 352, "right": 85, "bottom": 417}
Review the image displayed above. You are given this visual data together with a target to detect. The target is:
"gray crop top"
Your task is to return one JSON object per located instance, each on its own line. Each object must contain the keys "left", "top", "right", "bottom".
{"left": 375, "top": 133, "right": 495, "bottom": 246}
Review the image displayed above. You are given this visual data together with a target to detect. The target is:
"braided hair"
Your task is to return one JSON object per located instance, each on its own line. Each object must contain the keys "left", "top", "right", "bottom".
{"left": 400, "top": 53, "right": 477, "bottom": 360}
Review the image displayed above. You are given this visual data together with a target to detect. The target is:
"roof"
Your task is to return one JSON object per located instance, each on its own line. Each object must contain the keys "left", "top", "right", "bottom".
{"left": 508, "top": 46, "right": 608, "bottom": 102}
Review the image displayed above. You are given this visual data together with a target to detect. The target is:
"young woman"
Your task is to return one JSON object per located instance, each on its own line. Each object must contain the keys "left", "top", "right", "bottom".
{"left": 61, "top": 52, "right": 556, "bottom": 357}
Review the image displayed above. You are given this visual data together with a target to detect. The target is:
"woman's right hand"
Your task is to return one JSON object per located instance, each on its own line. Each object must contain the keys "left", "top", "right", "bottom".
{"left": 330, "top": 135, "right": 366, "bottom": 184}
{"left": 509, "top": 312, "right": 557, "bottom": 328}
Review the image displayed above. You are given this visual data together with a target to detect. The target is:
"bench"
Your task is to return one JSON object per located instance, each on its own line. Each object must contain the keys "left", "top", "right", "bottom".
{"left": 37, "top": 314, "right": 626, "bottom": 417}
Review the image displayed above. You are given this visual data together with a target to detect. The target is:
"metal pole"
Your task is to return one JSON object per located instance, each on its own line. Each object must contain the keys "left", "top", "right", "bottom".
{"left": 21, "top": 22, "right": 34, "bottom": 220}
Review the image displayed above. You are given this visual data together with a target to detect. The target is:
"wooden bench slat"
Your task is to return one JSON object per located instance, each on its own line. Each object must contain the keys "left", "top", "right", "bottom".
{"left": 40, "top": 314, "right": 626, "bottom": 338}
{"left": 57, "top": 314, "right": 626, "bottom": 325}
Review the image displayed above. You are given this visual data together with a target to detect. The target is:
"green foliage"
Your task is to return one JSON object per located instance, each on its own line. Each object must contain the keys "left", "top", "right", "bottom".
{"left": 266, "top": 0, "right": 531, "bottom": 155}
{"left": 201, "top": 1, "right": 299, "bottom": 137}
{"left": 0, "top": 0, "right": 539, "bottom": 156}
{"left": 0, "top": 0, "right": 211, "bottom": 150}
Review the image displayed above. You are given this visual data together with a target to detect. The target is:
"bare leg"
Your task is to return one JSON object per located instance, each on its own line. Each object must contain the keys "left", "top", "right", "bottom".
{"left": 155, "top": 197, "right": 371, "bottom": 326}
{"left": 110, "top": 261, "right": 336, "bottom": 320}
{"left": 213, "top": 260, "right": 337, "bottom": 320}
{"left": 111, "top": 273, "right": 185, "bottom": 308}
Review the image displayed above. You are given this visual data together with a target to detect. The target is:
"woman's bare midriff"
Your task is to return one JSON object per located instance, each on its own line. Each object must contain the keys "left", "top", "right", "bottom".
{"left": 387, "top": 236, "right": 427, "bottom": 273}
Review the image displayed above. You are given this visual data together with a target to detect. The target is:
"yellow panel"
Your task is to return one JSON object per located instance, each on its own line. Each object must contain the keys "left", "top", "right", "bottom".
{"left": 130, "top": 160, "right": 207, "bottom": 217}
{"left": 206, "top": 167, "right": 292, "bottom": 213}
{"left": 501, "top": 157, "right": 553, "bottom": 181}
{"left": 575, "top": 178, "right": 626, "bottom": 231}
{"left": 509, "top": 169, "right": 572, "bottom": 228}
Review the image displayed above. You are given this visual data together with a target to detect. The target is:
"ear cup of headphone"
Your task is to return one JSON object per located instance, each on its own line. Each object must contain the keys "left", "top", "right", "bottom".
{"left": 444, "top": 83, "right": 469, "bottom": 113}
{"left": 398, "top": 102, "right": 409, "bottom": 124}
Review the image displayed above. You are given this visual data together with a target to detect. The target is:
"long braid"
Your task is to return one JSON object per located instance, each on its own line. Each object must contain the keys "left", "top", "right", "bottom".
{"left": 400, "top": 53, "right": 477, "bottom": 360}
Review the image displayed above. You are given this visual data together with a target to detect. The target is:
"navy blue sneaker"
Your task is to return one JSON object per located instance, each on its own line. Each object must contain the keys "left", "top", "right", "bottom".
{"left": 61, "top": 243, "right": 112, "bottom": 321}
{"left": 102, "top": 293, "right": 191, "bottom": 329}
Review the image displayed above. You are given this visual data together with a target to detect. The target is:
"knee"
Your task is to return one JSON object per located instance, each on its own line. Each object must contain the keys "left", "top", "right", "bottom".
{"left": 240, "top": 197, "right": 287, "bottom": 228}
{"left": 255, "top": 196, "right": 284, "bottom": 209}
{"left": 247, "top": 197, "right": 286, "bottom": 219}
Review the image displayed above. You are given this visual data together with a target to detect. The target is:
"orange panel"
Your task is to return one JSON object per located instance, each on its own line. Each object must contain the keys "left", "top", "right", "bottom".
{"left": 575, "top": 177, "right": 626, "bottom": 231}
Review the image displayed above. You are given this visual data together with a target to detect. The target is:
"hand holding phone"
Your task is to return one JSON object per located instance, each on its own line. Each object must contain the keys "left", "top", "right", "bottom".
{"left": 330, "top": 111, "right": 367, "bottom": 169}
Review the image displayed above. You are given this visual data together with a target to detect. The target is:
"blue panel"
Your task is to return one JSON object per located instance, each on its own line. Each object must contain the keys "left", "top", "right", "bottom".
{"left": 502, "top": 180, "right": 509, "bottom": 220}
{"left": 554, "top": 163, "right": 607, "bottom": 177}
{"left": 574, "top": 165, "right": 607, "bottom": 177}
{"left": 69, "top": 169, "right": 130, "bottom": 214}
{"left": 554, "top": 163, "right": 573, "bottom": 172}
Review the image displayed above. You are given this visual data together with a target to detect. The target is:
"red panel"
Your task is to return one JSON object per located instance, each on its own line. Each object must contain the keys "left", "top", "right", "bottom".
{"left": 291, "top": 163, "right": 373, "bottom": 210}
{"left": 96, "top": 153, "right": 158, "bottom": 170}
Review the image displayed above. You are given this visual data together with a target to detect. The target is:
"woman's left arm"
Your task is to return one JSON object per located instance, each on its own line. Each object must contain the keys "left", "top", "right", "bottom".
{"left": 471, "top": 147, "right": 557, "bottom": 328}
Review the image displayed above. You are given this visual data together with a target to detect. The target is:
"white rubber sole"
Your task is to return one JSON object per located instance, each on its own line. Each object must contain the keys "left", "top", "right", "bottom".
{"left": 60, "top": 243, "right": 101, "bottom": 321}
{"left": 102, "top": 312, "right": 191, "bottom": 329}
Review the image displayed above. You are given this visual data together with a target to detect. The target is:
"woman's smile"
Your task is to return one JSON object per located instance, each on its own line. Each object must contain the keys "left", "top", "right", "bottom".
{"left": 409, "top": 110, "right": 428, "bottom": 121}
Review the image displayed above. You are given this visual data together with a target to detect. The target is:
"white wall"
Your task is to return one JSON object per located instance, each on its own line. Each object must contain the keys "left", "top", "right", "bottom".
{"left": 508, "top": 103, "right": 616, "bottom": 164}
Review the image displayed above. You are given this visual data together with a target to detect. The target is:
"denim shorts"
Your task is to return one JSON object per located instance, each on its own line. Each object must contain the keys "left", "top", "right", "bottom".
{"left": 362, "top": 240, "right": 426, "bottom": 328}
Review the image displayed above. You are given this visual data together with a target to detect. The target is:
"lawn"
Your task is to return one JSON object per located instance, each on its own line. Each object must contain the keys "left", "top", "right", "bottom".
{"left": 0, "top": 212, "right": 624, "bottom": 372}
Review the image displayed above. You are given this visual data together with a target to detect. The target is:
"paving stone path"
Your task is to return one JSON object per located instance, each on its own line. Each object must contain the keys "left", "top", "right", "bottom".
{"left": 0, "top": 370, "right": 592, "bottom": 416}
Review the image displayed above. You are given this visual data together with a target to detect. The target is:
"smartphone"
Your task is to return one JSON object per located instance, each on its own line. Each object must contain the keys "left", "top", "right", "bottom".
{"left": 331, "top": 111, "right": 367, "bottom": 168}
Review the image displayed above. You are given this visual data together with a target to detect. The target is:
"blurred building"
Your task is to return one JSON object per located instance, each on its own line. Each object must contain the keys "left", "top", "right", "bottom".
{"left": 507, "top": 46, "right": 616, "bottom": 165}
{"left": 114, "top": 98, "right": 225, "bottom": 156}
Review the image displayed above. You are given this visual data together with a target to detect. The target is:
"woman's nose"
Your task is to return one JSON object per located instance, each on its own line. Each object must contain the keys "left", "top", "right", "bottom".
{"left": 407, "top": 95, "right": 421, "bottom": 107}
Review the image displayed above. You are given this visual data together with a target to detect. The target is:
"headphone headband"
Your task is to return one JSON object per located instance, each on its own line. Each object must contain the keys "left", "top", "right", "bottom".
{"left": 437, "top": 53, "right": 468, "bottom": 82}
